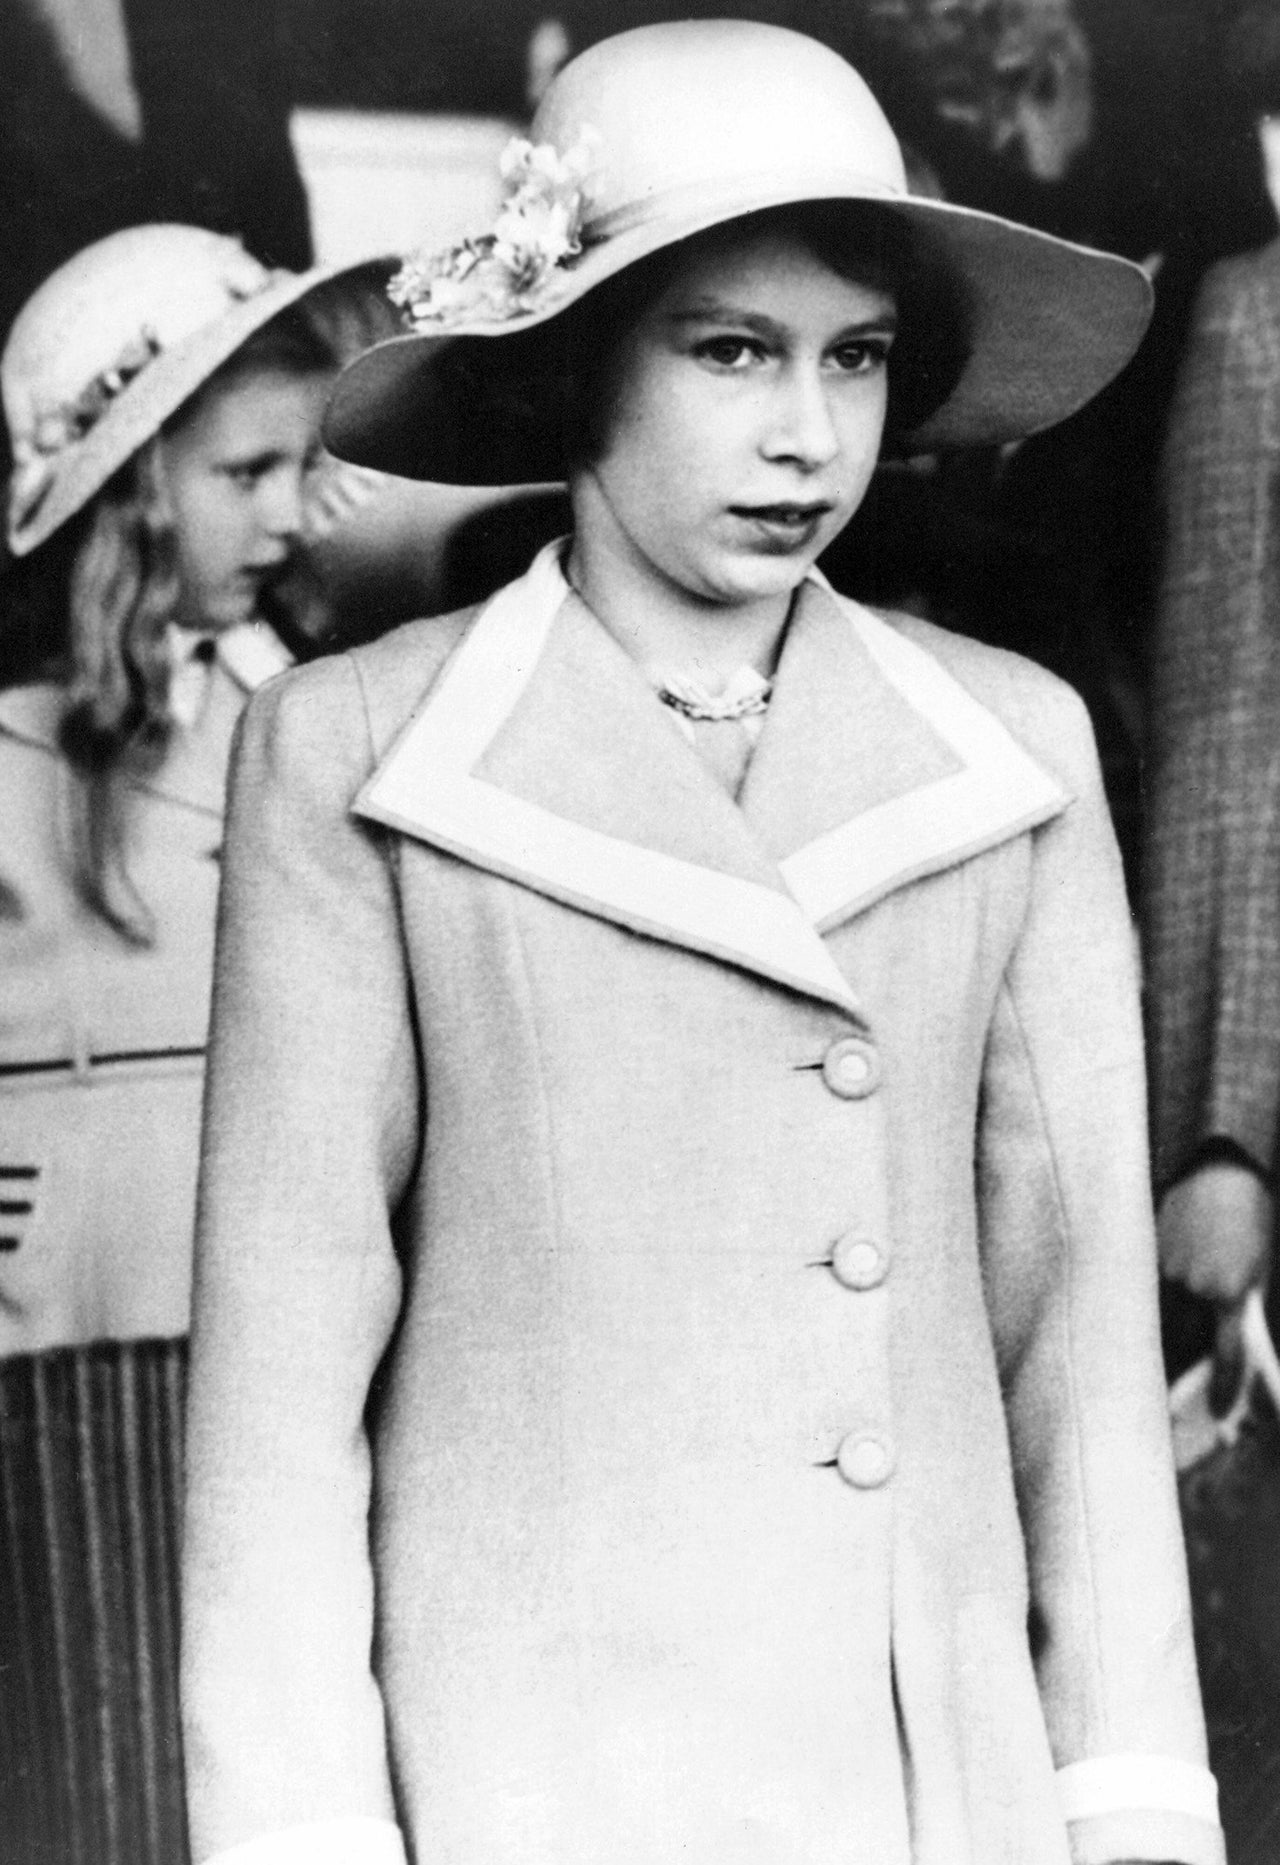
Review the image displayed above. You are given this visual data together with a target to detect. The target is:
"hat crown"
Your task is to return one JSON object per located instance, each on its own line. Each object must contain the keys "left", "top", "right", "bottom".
{"left": 533, "top": 20, "right": 907, "bottom": 228}
{"left": 2, "top": 224, "right": 273, "bottom": 446}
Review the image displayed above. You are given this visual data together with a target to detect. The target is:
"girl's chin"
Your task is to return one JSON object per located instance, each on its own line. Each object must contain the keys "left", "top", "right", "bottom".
{"left": 202, "top": 583, "right": 266, "bottom": 631}
{"left": 692, "top": 550, "right": 819, "bottom": 606}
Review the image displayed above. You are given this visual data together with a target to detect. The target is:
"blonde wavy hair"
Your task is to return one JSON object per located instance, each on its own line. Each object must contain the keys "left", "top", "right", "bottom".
{"left": 56, "top": 436, "right": 181, "bottom": 941}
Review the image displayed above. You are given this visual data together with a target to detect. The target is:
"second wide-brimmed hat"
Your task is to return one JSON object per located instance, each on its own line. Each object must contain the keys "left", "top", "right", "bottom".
{"left": 3, "top": 224, "right": 346, "bottom": 558}
{"left": 326, "top": 18, "right": 1153, "bottom": 484}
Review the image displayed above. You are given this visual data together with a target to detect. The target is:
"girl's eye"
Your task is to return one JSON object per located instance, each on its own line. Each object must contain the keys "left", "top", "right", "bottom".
{"left": 695, "top": 336, "right": 765, "bottom": 370}
{"left": 223, "top": 459, "right": 271, "bottom": 490}
{"left": 830, "top": 338, "right": 893, "bottom": 375}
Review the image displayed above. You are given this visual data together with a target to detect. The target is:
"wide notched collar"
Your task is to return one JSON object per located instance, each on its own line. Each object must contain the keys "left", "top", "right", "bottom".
{"left": 354, "top": 542, "right": 1068, "bottom": 1015}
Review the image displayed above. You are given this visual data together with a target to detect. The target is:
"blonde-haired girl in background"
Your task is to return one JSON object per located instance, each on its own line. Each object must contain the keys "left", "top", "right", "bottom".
{"left": 0, "top": 224, "right": 354, "bottom": 1865}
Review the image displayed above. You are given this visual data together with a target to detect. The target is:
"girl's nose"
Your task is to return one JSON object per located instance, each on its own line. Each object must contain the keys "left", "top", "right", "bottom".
{"left": 259, "top": 463, "right": 307, "bottom": 542}
{"left": 762, "top": 366, "right": 841, "bottom": 470}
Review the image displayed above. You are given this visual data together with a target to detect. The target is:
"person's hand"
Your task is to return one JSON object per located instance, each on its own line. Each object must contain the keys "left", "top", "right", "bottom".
{"left": 1158, "top": 1158, "right": 1272, "bottom": 1309}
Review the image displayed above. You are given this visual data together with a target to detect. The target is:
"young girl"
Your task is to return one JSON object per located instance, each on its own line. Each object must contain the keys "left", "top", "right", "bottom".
{"left": 0, "top": 224, "right": 349, "bottom": 1865}
{"left": 182, "top": 23, "right": 1222, "bottom": 1865}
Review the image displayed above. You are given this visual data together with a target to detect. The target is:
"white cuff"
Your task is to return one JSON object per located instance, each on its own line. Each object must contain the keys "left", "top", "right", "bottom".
{"left": 1056, "top": 1754, "right": 1220, "bottom": 1824}
{"left": 198, "top": 1816, "right": 407, "bottom": 1865}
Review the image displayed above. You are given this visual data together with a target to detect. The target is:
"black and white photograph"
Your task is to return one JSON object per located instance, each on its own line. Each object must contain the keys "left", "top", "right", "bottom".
{"left": 0, "top": 5, "right": 1276, "bottom": 1864}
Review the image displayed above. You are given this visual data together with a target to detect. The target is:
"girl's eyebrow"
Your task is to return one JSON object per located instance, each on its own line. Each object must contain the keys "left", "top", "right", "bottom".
{"left": 665, "top": 303, "right": 785, "bottom": 333}
{"left": 221, "top": 447, "right": 285, "bottom": 469}
{"left": 216, "top": 449, "right": 280, "bottom": 477}
{"left": 832, "top": 312, "right": 898, "bottom": 338}
{"left": 664, "top": 301, "right": 898, "bottom": 337}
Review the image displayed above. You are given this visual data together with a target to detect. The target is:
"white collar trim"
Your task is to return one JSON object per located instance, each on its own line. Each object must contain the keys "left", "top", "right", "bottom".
{"left": 355, "top": 544, "right": 1067, "bottom": 1012}
{"left": 785, "top": 570, "right": 1068, "bottom": 927}
{"left": 356, "top": 543, "right": 862, "bottom": 1015}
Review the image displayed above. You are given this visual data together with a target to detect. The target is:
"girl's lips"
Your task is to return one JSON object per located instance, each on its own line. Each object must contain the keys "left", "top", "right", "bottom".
{"left": 730, "top": 503, "right": 834, "bottom": 551}
{"left": 732, "top": 503, "right": 833, "bottom": 523}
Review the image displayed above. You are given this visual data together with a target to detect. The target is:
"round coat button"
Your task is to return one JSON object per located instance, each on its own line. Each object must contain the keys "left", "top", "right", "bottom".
{"left": 830, "top": 1235, "right": 887, "bottom": 1290}
{"left": 836, "top": 1434, "right": 895, "bottom": 1489}
{"left": 821, "top": 1037, "right": 880, "bottom": 1100}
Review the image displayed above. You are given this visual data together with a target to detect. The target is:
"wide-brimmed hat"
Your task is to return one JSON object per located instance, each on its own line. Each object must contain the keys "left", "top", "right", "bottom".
{"left": 325, "top": 19, "right": 1153, "bottom": 484}
{"left": 2, "top": 224, "right": 347, "bottom": 558}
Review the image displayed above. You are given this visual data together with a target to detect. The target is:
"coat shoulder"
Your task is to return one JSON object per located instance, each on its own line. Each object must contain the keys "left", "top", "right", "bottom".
{"left": 866, "top": 604, "right": 1100, "bottom": 795}
{"left": 237, "top": 603, "right": 481, "bottom": 800}
{"left": 0, "top": 679, "right": 64, "bottom": 753}
{"left": 1179, "top": 238, "right": 1280, "bottom": 358}
{"left": 1197, "top": 236, "right": 1280, "bottom": 309}
{"left": 345, "top": 603, "right": 480, "bottom": 758}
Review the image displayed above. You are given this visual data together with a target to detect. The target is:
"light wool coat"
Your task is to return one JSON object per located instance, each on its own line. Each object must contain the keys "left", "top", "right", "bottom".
{"left": 182, "top": 546, "right": 1222, "bottom": 1865}
{"left": 0, "top": 629, "right": 291, "bottom": 1352}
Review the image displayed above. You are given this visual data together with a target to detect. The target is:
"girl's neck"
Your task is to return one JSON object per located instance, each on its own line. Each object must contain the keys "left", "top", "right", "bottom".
{"left": 1260, "top": 115, "right": 1280, "bottom": 225}
{"left": 566, "top": 527, "right": 794, "bottom": 690}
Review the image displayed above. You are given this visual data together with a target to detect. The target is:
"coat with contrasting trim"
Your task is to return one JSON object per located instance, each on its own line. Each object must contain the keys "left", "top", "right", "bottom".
{"left": 182, "top": 550, "right": 1220, "bottom": 1865}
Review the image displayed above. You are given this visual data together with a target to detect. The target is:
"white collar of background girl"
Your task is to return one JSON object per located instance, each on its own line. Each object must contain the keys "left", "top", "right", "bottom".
{"left": 217, "top": 621, "right": 294, "bottom": 692}
{"left": 166, "top": 622, "right": 294, "bottom": 731}
{"left": 355, "top": 539, "right": 1068, "bottom": 1017}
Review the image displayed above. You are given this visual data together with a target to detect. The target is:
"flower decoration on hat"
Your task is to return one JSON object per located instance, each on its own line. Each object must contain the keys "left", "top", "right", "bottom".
{"left": 389, "top": 126, "right": 600, "bottom": 329}
{"left": 9, "top": 327, "right": 162, "bottom": 535}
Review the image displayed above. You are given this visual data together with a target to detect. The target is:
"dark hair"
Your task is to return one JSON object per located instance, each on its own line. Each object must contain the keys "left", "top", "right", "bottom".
{"left": 447, "top": 200, "right": 972, "bottom": 476}
{"left": 193, "top": 297, "right": 340, "bottom": 401}
{"left": 0, "top": 296, "right": 340, "bottom": 942}
{"left": 295, "top": 259, "right": 405, "bottom": 362}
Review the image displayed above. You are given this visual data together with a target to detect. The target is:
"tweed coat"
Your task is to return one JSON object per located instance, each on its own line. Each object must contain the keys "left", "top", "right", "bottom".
{"left": 182, "top": 544, "right": 1222, "bottom": 1865}
{"left": 1145, "top": 236, "right": 1280, "bottom": 1196}
{"left": 0, "top": 626, "right": 292, "bottom": 1353}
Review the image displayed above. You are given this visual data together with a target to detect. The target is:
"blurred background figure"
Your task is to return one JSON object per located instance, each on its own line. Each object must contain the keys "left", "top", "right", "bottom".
{"left": 1143, "top": 11, "right": 1280, "bottom": 1858}
{"left": 1145, "top": 0, "right": 1280, "bottom": 1358}
{"left": 0, "top": 224, "right": 352, "bottom": 1865}
{"left": 0, "top": 0, "right": 311, "bottom": 455}
{"left": 862, "top": 0, "right": 1094, "bottom": 182}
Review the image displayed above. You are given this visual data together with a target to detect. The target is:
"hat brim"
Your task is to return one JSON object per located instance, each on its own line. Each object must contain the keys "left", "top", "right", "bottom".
{"left": 324, "top": 186, "right": 1153, "bottom": 481}
{"left": 11, "top": 261, "right": 362, "bottom": 558}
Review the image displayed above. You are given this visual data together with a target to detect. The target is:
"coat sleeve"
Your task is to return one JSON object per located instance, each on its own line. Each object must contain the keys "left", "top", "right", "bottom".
{"left": 977, "top": 680, "right": 1223, "bottom": 1865}
{"left": 181, "top": 655, "right": 421, "bottom": 1862}
{"left": 1143, "top": 253, "right": 1280, "bottom": 1195}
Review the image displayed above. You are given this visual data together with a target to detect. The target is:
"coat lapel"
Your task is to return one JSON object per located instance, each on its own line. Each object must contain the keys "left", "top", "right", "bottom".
{"left": 744, "top": 575, "right": 1070, "bottom": 930}
{"left": 355, "top": 543, "right": 862, "bottom": 1014}
{"left": 354, "top": 543, "right": 1069, "bottom": 1012}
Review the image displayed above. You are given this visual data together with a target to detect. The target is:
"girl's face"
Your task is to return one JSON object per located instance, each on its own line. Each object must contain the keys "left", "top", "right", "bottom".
{"left": 160, "top": 363, "right": 332, "bottom": 632}
{"left": 571, "top": 226, "right": 896, "bottom": 617}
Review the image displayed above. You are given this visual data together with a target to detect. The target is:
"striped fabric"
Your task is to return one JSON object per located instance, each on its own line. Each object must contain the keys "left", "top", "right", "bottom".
{"left": 0, "top": 1337, "right": 189, "bottom": 1865}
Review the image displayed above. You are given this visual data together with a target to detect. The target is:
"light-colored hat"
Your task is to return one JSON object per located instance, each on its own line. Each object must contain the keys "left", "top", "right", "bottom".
{"left": 325, "top": 19, "right": 1153, "bottom": 482}
{"left": 3, "top": 224, "right": 341, "bottom": 557}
